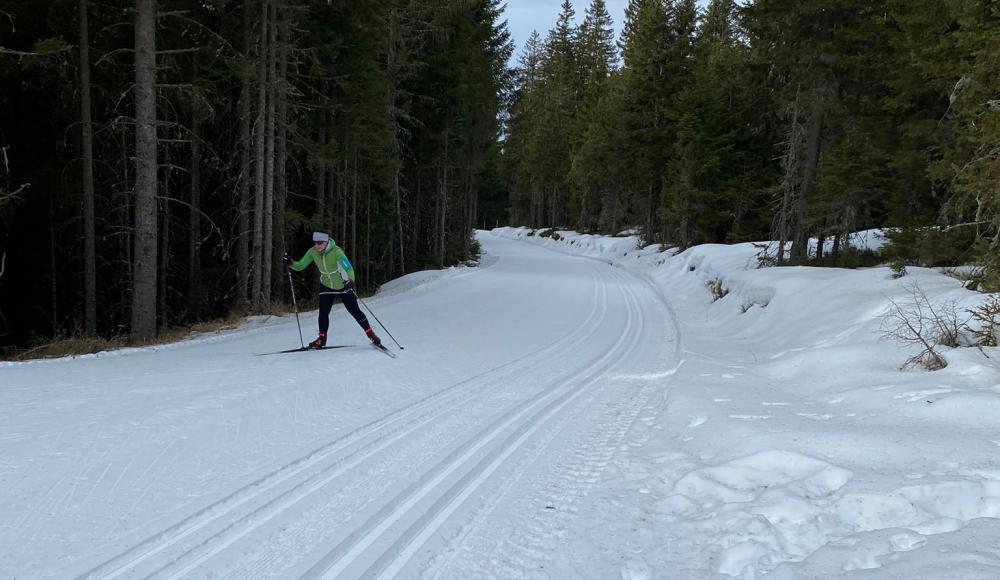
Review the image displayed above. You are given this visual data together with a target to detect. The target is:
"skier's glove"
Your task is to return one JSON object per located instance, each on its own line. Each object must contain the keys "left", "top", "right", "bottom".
{"left": 342, "top": 280, "right": 355, "bottom": 293}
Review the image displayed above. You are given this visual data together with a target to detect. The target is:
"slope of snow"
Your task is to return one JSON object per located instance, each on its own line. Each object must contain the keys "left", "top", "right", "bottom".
{"left": 1, "top": 233, "right": 678, "bottom": 579}
{"left": 493, "top": 227, "right": 1000, "bottom": 579}
{"left": 3, "top": 228, "right": 999, "bottom": 579}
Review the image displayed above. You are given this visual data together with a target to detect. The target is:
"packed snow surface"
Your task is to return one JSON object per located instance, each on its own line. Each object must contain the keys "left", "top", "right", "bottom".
{"left": 2, "top": 228, "right": 1000, "bottom": 579}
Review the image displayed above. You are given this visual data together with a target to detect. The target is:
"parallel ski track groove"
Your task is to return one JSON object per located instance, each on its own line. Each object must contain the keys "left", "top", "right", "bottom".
{"left": 74, "top": 268, "right": 607, "bottom": 580}
{"left": 371, "top": 267, "right": 650, "bottom": 579}
{"left": 154, "top": 271, "right": 610, "bottom": 580}
{"left": 299, "top": 265, "right": 641, "bottom": 580}
{"left": 423, "top": 266, "right": 658, "bottom": 579}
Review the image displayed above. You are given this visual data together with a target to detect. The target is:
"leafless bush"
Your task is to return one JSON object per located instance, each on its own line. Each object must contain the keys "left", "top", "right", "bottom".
{"left": 881, "top": 283, "right": 967, "bottom": 370}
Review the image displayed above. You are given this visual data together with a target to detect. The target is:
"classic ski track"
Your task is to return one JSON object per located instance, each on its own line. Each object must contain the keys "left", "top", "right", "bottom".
{"left": 379, "top": 266, "right": 654, "bottom": 579}
{"left": 153, "top": 272, "right": 611, "bottom": 580}
{"left": 300, "top": 265, "right": 641, "bottom": 580}
{"left": 424, "top": 266, "right": 661, "bottom": 579}
{"left": 74, "top": 267, "right": 609, "bottom": 580}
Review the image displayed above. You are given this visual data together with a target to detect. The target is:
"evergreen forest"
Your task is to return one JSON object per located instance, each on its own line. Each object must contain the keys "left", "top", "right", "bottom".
{"left": 0, "top": 0, "right": 997, "bottom": 354}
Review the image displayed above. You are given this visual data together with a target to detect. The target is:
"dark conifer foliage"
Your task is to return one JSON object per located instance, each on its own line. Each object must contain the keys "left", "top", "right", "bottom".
{"left": 1, "top": 0, "right": 997, "bottom": 350}
{"left": 0, "top": 0, "right": 511, "bottom": 349}
{"left": 504, "top": 0, "right": 998, "bottom": 273}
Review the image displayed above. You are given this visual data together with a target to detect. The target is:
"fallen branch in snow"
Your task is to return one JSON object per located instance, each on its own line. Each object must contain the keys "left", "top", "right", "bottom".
{"left": 880, "top": 283, "right": 961, "bottom": 371}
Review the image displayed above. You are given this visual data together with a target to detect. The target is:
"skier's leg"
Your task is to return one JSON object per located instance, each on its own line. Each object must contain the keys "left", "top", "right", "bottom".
{"left": 311, "top": 292, "right": 334, "bottom": 347}
{"left": 340, "top": 291, "right": 381, "bottom": 346}
{"left": 339, "top": 291, "right": 370, "bottom": 331}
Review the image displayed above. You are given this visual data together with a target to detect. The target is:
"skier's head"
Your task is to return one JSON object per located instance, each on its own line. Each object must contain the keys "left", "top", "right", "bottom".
{"left": 312, "top": 231, "right": 335, "bottom": 252}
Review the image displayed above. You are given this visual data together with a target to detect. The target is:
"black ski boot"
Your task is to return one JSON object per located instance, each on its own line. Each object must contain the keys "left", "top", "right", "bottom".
{"left": 308, "top": 332, "right": 327, "bottom": 349}
{"left": 365, "top": 328, "right": 382, "bottom": 347}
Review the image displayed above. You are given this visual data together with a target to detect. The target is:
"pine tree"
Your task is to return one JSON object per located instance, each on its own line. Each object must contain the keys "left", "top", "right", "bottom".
{"left": 569, "top": 0, "right": 618, "bottom": 230}
{"left": 537, "top": 0, "right": 581, "bottom": 226}
{"left": 505, "top": 31, "right": 548, "bottom": 226}
{"left": 662, "top": 0, "right": 747, "bottom": 247}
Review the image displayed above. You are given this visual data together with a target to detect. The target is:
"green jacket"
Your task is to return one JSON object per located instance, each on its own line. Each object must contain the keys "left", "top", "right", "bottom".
{"left": 290, "top": 243, "right": 356, "bottom": 290}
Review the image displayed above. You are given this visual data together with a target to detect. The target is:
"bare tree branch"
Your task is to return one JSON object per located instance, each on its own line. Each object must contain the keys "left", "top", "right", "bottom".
{"left": 0, "top": 183, "right": 30, "bottom": 207}
{"left": 0, "top": 44, "right": 73, "bottom": 58}
{"left": 0, "top": 11, "right": 14, "bottom": 33}
{"left": 941, "top": 221, "right": 990, "bottom": 233}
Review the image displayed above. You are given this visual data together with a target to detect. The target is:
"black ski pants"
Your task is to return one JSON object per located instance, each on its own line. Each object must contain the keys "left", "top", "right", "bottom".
{"left": 317, "top": 287, "right": 371, "bottom": 335}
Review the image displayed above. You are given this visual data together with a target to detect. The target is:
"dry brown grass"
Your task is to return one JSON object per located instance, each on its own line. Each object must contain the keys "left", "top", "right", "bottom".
{"left": 6, "top": 335, "right": 131, "bottom": 361}
{"left": 3, "top": 304, "right": 300, "bottom": 362}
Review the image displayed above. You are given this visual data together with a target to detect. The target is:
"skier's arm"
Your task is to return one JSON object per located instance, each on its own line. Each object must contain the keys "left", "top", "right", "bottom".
{"left": 335, "top": 249, "right": 356, "bottom": 283}
{"left": 289, "top": 249, "right": 315, "bottom": 272}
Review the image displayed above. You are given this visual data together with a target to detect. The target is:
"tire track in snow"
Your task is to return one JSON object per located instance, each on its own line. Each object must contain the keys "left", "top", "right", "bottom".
{"left": 297, "top": 264, "right": 640, "bottom": 580}
{"left": 75, "top": 268, "right": 609, "bottom": 580}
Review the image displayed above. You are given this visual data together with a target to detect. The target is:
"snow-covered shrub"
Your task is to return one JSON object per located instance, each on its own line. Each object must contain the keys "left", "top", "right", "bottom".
{"left": 706, "top": 278, "right": 729, "bottom": 302}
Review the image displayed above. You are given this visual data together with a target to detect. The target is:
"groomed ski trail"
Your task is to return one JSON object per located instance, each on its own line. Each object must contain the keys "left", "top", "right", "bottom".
{"left": 3, "top": 232, "right": 678, "bottom": 580}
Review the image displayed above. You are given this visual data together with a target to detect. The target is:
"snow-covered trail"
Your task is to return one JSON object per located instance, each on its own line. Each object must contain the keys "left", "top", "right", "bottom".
{"left": 0, "top": 232, "right": 677, "bottom": 579}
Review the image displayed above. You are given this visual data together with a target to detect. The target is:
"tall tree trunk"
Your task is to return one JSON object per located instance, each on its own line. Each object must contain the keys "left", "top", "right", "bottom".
{"left": 326, "top": 167, "right": 335, "bottom": 228}
{"left": 189, "top": 97, "right": 202, "bottom": 319}
{"left": 251, "top": 0, "right": 268, "bottom": 310}
{"left": 463, "top": 171, "right": 473, "bottom": 259}
{"left": 49, "top": 197, "right": 57, "bottom": 336}
{"left": 414, "top": 178, "right": 421, "bottom": 268}
{"left": 387, "top": 0, "right": 405, "bottom": 276}
{"left": 262, "top": 1, "right": 276, "bottom": 304}
{"left": 316, "top": 119, "right": 326, "bottom": 222}
{"left": 792, "top": 81, "right": 826, "bottom": 261}
{"left": 121, "top": 129, "right": 132, "bottom": 317}
{"left": 79, "top": 0, "right": 97, "bottom": 336}
{"left": 236, "top": 0, "right": 252, "bottom": 309}
{"left": 438, "top": 130, "right": 448, "bottom": 268}
{"left": 340, "top": 116, "right": 348, "bottom": 238}
{"left": 131, "top": 0, "right": 158, "bottom": 341}
{"left": 351, "top": 147, "right": 358, "bottom": 255}
{"left": 776, "top": 84, "right": 802, "bottom": 266}
{"left": 274, "top": 6, "right": 289, "bottom": 298}
{"left": 365, "top": 184, "right": 371, "bottom": 286}
{"left": 158, "top": 149, "right": 170, "bottom": 326}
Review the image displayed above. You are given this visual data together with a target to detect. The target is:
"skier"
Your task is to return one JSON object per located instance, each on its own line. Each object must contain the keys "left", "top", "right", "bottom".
{"left": 283, "top": 231, "right": 382, "bottom": 349}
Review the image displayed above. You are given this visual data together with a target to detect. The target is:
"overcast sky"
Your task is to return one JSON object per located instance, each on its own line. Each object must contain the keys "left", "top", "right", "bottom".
{"left": 503, "top": 0, "right": 711, "bottom": 65}
{"left": 503, "top": 0, "right": 630, "bottom": 64}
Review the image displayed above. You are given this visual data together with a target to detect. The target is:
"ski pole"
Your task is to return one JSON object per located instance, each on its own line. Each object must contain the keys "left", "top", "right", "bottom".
{"left": 284, "top": 254, "right": 304, "bottom": 349}
{"left": 356, "top": 292, "right": 404, "bottom": 350}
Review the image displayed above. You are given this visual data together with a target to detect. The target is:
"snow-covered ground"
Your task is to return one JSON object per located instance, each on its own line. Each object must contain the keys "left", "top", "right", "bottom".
{"left": 493, "top": 227, "right": 1000, "bottom": 579}
{"left": 2, "top": 228, "right": 999, "bottom": 579}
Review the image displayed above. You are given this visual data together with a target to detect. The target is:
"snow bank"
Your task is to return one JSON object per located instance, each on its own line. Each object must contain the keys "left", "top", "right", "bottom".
{"left": 374, "top": 264, "right": 475, "bottom": 298}
{"left": 489, "top": 227, "right": 1000, "bottom": 579}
